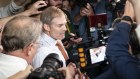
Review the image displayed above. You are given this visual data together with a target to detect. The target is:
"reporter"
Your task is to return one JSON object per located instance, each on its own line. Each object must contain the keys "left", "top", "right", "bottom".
{"left": 95, "top": 1, "right": 140, "bottom": 79}
{"left": 0, "top": 16, "right": 42, "bottom": 79}
{"left": 0, "top": 0, "right": 28, "bottom": 18}
{"left": 32, "top": 6, "right": 79, "bottom": 79}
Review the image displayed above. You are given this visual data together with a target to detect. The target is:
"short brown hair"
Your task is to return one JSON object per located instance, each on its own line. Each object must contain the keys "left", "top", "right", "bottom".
{"left": 40, "top": 6, "right": 67, "bottom": 24}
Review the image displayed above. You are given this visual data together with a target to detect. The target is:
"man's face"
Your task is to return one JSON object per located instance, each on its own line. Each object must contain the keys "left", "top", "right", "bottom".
{"left": 62, "top": 0, "right": 70, "bottom": 11}
{"left": 28, "top": 37, "right": 40, "bottom": 64}
{"left": 47, "top": 15, "right": 67, "bottom": 40}
{"left": 47, "top": 0, "right": 62, "bottom": 8}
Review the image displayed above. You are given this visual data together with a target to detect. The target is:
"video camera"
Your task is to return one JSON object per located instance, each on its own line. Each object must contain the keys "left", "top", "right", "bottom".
{"left": 28, "top": 53, "right": 65, "bottom": 79}
{"left": 105, "top": 0, "right": 126, "bottom": 11}
{"left": 75, "top": 13, "right": 109, "bottom": 73}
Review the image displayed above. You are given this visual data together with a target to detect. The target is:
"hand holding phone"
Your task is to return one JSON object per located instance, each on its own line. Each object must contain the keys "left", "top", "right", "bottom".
{"left": 38, "top": 0, "right": 48, "bottom": 11}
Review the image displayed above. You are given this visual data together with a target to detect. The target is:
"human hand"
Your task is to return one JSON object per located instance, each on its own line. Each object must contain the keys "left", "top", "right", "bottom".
{"left": 69, "top": 33, "right": 82, "bottom": 44}
{"left": 70, "top": 37, "right": 82, "bottom": 44}
{"left": 25, "top": 0, "right": 48, "bottom": 16}
{"left": 67, "top": 62, "right": 77, "bottom": 78}
{"left": 7, "top": 65, "right": 33, "bottom": 79}
{"left": 58, "top": 63, "right": 78, "bottom": 79}
{"left": 63, "top": 33, "right": 82, "bottom": 49}
{"left": 58, "top": 67, "right": 73, "bottom": 79}
{"left": 63, "top": 40, "right": 73, "bottom": 49}
{"left": 80, "top": 3, "right": 94, "bottom": 16}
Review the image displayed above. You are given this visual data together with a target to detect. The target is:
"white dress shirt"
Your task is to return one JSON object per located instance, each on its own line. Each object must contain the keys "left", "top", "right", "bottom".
{"left": 32, "top": 33, "right": 67, "bottom": 69}
{"left": 0, "top": 53, "right": 28, "bottom": 79}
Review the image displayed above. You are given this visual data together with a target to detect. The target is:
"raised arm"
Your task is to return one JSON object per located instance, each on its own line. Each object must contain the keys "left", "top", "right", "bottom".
{"left": 128, "top": 0, "right": 140, "bottom": 50}
{"left": 0, "top": 0, "right": 47, "bottom": 27}
{"left": 14, "top": 0, "right": 28, "bottom": 6}
{"left": 74, "top": 3, "right": 94, "bottom": 24}
{"left": 128, "top": 0, "right": 140, "bottom": 24}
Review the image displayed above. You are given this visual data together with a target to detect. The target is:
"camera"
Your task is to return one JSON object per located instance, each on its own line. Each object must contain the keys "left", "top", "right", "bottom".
{"left": 74, "top": 0, "right": 97, "bottom": 7}
{"left": 28, "top": 53, "right": 65, "bottom": 79}
{"left": 74, "top": 13, "right": 109, "bottom": 74}
{"left": 26, "top": 0, "right": 47, "bottom": 11}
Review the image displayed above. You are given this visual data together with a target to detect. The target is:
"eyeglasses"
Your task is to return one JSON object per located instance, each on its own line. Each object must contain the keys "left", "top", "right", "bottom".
{"left": 34, "top": 42, "right": 40, "bottom": 45}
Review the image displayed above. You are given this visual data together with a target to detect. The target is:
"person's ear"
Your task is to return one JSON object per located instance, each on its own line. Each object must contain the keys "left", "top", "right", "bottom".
{"left": 27, "top": 43, "right": 34, "bottom": 56}
{"left": 43, "top": 24, "right": 50, "bottom": 32}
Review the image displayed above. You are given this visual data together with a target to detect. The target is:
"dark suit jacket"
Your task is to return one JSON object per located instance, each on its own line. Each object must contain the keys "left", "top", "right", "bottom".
{"left": 95, "top": 22, "right": 140, "bottom": 79}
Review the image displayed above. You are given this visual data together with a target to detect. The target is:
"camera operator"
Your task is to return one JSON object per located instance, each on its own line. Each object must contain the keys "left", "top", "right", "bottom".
{"left": 0, "top": 16, "right": 42, "bottom": 79}
{"left": 95, "top": 0, "right": 140, "bottom": 79}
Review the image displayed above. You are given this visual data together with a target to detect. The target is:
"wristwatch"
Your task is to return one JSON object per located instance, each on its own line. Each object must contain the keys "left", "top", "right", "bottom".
{"left": 121, "top": 16, "right": 133, "bottom": 24}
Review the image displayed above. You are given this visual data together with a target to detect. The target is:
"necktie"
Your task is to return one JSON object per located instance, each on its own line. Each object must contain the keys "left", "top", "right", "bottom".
{"left": 56, "top": 40, "right": 69, "bottom": 60}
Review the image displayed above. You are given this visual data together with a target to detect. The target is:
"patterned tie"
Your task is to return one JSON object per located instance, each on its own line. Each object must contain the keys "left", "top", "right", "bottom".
{"left": 56, "top": 40, "right": 69, "bottom": 60}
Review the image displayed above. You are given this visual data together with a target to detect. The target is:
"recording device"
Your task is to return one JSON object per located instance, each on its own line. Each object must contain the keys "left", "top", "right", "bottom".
{"left": 76, "top": 13, "right": 108, "bottom": 73}
{"left": 62, "top": 35, "right": 79, "bottom": 42}
{"left": 77, "top": 44, "right": 107, "bottom": 73}
{"left": 27, "top": 0, "right": 47, "bottom": 11}
{"left": 89, "top": 46, "right": 106, "bottom": 64}
{"left": 38, "top": 0, "right": 48, "bottom": 11}
{"left": 62, "top": 32, "right": 80, "bottom": 44}
{"left": 88, "top": 13, "right": 107, "bottom": 27}
{"left": 105, "top": 0, "right": 125, "bottom": 11}
{"left": 28, "top": 53, "right": 64, "bottom": 79}
{"left": 105, "top": 0, "right": 126, "bottom": 19}
{"left": 88, "top": 13, "right": 108, "bottom": 46}
{"left": 75, "top": 0, "right": 97, "bottom": 7}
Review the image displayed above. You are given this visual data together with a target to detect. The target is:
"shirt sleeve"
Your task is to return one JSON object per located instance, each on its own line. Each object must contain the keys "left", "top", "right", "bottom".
{"left": 0, "top": 0, "right": 22, "bottom": 18}
{"left": 106, "top": 22, "right": 140, "bottom": 79}
{"left": 32, "top": 47, "right": 49, "bottom": 69}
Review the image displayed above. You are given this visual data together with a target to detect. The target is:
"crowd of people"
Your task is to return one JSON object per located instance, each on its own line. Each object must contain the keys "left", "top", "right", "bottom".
{"left": 0, "top": 0, "right": 140, "bottom": 79}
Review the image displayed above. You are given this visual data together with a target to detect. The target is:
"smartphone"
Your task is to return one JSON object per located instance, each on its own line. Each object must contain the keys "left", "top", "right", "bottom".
{"left": 38, "top": 0, "right": 48, "bottom": 11}
{"left": 88, "top": 13, "right": 107, "bottom": 27}
{"left": 89, "top": 46, "right": 106, "bottom": 64}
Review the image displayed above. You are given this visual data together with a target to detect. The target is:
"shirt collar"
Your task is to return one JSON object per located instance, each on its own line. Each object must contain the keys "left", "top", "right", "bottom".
{"left": 0, "top": 53, "right": 28, "bottom": 66}
{"left": 41, "top": 33, "right": 57, "bottom": 46}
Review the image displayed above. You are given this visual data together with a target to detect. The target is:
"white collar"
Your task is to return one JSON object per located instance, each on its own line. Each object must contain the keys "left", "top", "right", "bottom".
{"left": 41, "top": 33, "right": 57, "bottom": 46}
{"left": 0, "top": 53, "right": 28, "bottom": 66}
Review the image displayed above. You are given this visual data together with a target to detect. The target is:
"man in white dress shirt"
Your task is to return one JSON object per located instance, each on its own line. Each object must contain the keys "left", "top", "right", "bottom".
{"left": 0, "top": 16, "right": 42, "bottom": 79}
{"left": 32, "top": 6, "right": 68, "bottom": 68}
{"left": 32, "top": 6, "right": 77, "bottom": 78}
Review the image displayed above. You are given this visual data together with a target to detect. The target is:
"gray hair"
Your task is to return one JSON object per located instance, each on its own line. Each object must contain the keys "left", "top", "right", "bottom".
{"left": 40, "top": 6, "right": 67, "bottom": 24}
{"left": 1, "top": 16, "right": 42, "bottom": 53}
